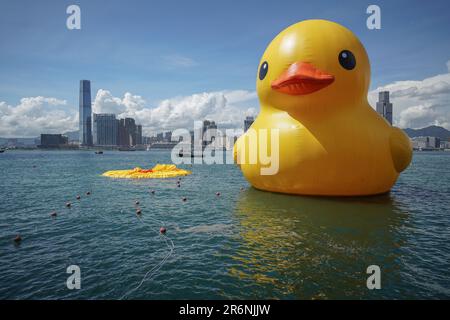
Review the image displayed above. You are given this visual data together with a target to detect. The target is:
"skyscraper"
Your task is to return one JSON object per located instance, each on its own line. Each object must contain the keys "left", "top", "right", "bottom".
{"left": 202, "top": 120, "right": 217, "bottom": 145}
{"left": 118, "top": 118, "right": 136, "bottom": 146}
{"left": 244, "top": 116, "right": 254, "bottom": 132}
{"left": 93, "top": 113, "right": 118, "bottom": 146}
{"left": 376, "top": 91, "right": 393, "bottom": 125}
{"left": 136, "top": 125, "right": 143, "bottom": 145}
{"left": 79, "top": 80, "right": 93, "bottom": 146}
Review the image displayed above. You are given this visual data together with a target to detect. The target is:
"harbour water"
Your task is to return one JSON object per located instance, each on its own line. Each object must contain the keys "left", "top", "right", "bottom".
{"left": 0, "top": 150, "right": 449, "bottom": 299}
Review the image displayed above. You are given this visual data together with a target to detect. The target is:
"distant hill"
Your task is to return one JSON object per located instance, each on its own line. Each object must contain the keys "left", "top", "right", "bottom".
{"left": 64, "top": 130, "right": 79, "bottom": 142}
{"left": 0, "top": 137, "right": 38, "bottom": 146}
{"left": 403, "top": 125, "right": 450, "bottom": 140}
{"left": 0, "top": 130, "right": 79, "bottom": 146}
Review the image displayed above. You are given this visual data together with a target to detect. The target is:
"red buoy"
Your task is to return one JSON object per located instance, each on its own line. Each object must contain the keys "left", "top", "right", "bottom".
{"left": 13, "top": 234, "right": 22, "bottom": 243}
{"left": 160, "top": 227, "right": 167, "bottom": 234}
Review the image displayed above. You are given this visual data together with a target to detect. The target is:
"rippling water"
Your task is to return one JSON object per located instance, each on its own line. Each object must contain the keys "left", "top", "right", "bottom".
{"left": 0, "top": 150, "right": 449, "bottom": 299}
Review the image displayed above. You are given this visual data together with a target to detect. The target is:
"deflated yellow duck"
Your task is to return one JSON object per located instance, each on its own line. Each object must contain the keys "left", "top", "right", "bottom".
{"left": 234, "top": 20, "right": 412, "bottom": 196}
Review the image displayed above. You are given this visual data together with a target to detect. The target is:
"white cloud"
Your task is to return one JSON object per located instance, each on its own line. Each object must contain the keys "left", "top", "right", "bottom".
{"left": 92, "top": 89, "right": 258, "bottom": 136}
{"left": 92, "top": 89, "right": 145, "bottom": 115}
{"left": 0, "top": 89, "right": 257, "bottom": 138}
{"left": 0, "top": 97, "right": 77, "bottom": 137}
{"left": 369, "top": 60, "right": 450, "bottom": 129}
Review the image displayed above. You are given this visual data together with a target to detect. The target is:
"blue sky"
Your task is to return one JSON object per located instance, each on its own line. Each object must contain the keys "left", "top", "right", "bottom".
{"left": 0, "top": 0, "right": 450, "bottom": 137}
{"left": 1, "top": 0, "right": 449, "bottom": 106}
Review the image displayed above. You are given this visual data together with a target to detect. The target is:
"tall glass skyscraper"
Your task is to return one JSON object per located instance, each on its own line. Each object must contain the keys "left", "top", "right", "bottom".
{"left": 376, "top": 91, "right": 393, "bottom": 125}
{"left": 79, "top": 80, "right": 93, "bottom": 146}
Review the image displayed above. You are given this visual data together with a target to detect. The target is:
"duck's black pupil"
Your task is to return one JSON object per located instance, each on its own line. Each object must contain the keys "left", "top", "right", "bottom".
{"left": 259, "top": 61, "right": 268, "bottom": 80}
{"left": 338, "top": 50, "right": 356, "bottom": 70}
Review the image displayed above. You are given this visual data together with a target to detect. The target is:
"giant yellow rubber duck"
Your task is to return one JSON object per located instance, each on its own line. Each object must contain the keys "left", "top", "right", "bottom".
{"left": 234, "top": 20, "right": 412, "bottom": 196}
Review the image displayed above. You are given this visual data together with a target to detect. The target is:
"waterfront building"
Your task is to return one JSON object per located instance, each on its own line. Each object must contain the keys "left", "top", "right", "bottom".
{"left": 411, "top": 136, "right": 441, "bottom": 150}
{"left": 376, "top": 91, "right": 393, "bottom": 125}
{"left": 164, "top": 131, "right": 172, "bottom": 142}
{"left": 244, "top": 116, "right": 254, "bottom": 132}
{"left": 93, "top": 113, "right": 118, "bottom": 146}
{"left": 156, "top": 133, "right": 164, "bottom": 142}
{"left": 39, "top": 134, "right": 68, "bottom": 148}
{"left": 202, "top": 120, "right": 217, "bottom": 145}
{"left": 79, "top": 80, "right": 93, "bottom": 146}
{"left": 149, "top": 141, "right": 179, "bottom": 149}
{"left": 142, "top": 136, "right": 152, "bottom": 145}
{"left": 136, "top": 125, "right": 143, "bottom": 145}
{"left": 427, "top": 136, "right": 441, "bottom": 148}
{"left": 118, "top": 118, "right": 137, "bottom": 147}
{"left": 440, "top": 140, "right": 450, "bottom": 149}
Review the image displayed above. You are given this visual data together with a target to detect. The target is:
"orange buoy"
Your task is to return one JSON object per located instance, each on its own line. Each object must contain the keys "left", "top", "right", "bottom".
{"left": 66, "top": 202, "right": 71, "bottom": 208}
{"left": 50, "top": 211, "right": 57, "bottom": 217}
{"left": 13, "top": 234, "right": 22, "bottom": 243}
{"left": 160, "top": 227, "right": 167, "bottom": 234}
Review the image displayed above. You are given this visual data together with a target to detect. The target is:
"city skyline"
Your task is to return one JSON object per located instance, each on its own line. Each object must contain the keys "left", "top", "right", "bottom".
{"left": 2, "top": 73, "right": 450, "bottom": 141}
{"left": 77, "top": 81, "right": 246, "bottom": 150}
{"left": 1, "top": 62, "right": 449, "bottom": 138}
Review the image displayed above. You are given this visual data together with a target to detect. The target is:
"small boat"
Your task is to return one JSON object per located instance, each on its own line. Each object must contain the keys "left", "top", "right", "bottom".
{"left": 95, "top": 151, "right": 103, "bottom": 154}
{"left": 0, "top": 149, "right": 5, "bottom": 153}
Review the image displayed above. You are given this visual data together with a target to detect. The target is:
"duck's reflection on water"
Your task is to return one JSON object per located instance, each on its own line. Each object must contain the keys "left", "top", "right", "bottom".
{"left": 230, "top": 188, "right": 410, "bottom": 299}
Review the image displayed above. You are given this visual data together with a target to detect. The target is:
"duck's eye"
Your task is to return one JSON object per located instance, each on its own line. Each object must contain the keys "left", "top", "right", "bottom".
{"left": 338, "top": 50, "right": 356, "bottom": 70}
{"left": 259, "top": 61, "right": 269, "bottom": 80}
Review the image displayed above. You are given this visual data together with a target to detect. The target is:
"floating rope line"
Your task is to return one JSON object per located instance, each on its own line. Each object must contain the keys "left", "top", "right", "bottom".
{"left": 34, "top": 188, "right": 175, "bottom": 299}
{"left": 119, "top": 208, "right": 174, "bottom": 300}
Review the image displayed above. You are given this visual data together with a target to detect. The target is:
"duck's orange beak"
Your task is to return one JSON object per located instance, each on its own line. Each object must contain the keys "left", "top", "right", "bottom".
{"left": 271, "top": 62, "right": 334, "bottom": 95}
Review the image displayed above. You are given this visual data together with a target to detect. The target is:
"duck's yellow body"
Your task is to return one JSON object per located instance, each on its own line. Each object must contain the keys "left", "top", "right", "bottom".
{"left": 234, "top": 20, "right": 412, "bottom": 196}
